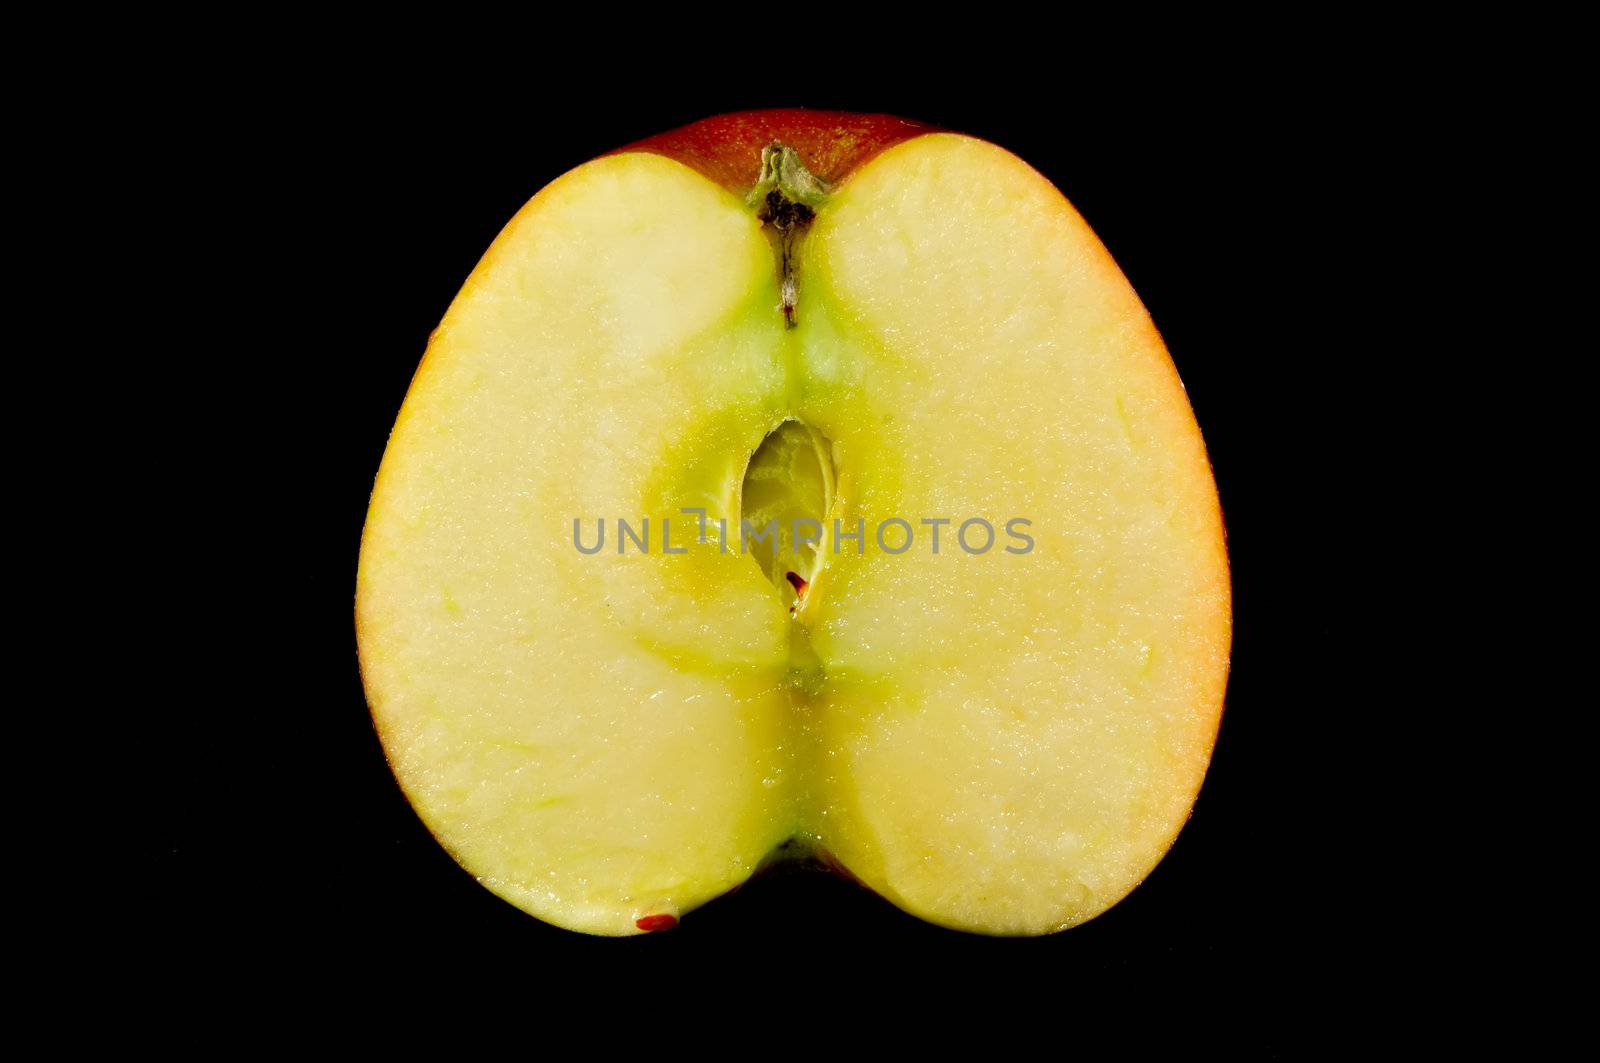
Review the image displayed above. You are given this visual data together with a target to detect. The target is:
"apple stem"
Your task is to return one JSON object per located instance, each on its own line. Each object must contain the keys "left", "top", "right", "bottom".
{"left": 747, "top": 143, "right": 832, "bottom": 210}
{"left": 749, "top": 143, "right": 829, "bottom": 328}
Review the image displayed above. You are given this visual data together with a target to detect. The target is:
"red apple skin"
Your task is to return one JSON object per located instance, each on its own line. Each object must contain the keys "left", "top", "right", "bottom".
{"left": 614, "top": 109, "right": 935, "bottom": 195}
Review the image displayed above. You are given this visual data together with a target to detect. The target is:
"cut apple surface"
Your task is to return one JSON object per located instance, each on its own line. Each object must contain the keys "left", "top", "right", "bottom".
{"left": 356, "top": 111, "right": 1230, "bottom": 936}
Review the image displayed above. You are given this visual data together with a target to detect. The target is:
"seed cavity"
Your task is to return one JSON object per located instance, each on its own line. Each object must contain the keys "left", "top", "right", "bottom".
{"left": 739, "top": 419, "right": 835, "bottom": 616}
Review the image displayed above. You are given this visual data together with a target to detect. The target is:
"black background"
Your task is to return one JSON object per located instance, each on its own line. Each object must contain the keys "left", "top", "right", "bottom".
{"left": 152, "top": 82, "right": 1370, "bottom": 1012}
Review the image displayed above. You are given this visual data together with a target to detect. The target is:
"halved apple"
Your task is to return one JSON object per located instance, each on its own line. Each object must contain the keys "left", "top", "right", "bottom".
{"left": 356, "top": 110, "right": 1230, "bottom": 936}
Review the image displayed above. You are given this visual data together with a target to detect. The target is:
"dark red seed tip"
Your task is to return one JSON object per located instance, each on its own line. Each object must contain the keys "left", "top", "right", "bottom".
{"left": 785, "top": 572, "right": 809, "bottom": 598}
{"left": 635, "top": 914, "right": 678, "bottom": 932}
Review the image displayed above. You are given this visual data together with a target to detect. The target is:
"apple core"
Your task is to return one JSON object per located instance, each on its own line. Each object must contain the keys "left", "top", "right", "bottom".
{"left": 739, "top": 418, "right": 835, "bottom": 615}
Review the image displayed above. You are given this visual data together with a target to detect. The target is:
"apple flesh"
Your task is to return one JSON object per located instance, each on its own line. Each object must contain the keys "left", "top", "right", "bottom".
{"left": 357, "top": 110, "right": 1230, "bottom": 935}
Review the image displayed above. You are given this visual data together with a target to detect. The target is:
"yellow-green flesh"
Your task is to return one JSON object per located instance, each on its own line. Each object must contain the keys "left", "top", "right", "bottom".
{"left": 357, "top": 135, "right": 1231, "bottom": 935}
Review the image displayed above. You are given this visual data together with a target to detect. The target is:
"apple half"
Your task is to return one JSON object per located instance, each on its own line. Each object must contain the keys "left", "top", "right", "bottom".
{"left": 356, "top": 110, "right": 1230, "bottom": 935}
